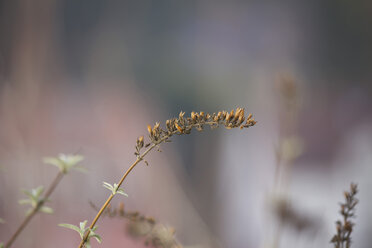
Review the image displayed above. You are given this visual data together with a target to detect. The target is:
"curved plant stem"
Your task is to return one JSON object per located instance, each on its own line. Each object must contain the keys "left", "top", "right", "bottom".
{"left": 78, "top": 141, "right": 160, "bottom": 248}
{"left": 5, "top": 171, "right": 64, "bottom": 248}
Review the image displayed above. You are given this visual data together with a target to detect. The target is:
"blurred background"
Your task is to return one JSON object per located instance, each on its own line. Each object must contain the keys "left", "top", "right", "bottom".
{"left": 0, "top": 1, "right": 371, "bottom": 247}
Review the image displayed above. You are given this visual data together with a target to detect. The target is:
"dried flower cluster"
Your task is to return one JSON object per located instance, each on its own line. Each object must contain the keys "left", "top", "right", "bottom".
{"left": 90, "top": 202, "right": 182, "bottom": 248}
{"left": 135, "top": 108, "right": 256, "bottom": 160}
{"left": 331, "top": 183, "right": 358, "bottom": 248}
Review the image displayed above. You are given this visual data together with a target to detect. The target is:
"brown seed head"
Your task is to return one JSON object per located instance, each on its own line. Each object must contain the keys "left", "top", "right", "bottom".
{"left": 230, "top": 109, "right": 234, "bottom": 118}
{"left": 225, "top": 112, "right": 231, "bottom": 121}
{"left": 350, "top": 183, "right": 358, "bottom": 194}
{"left": 238, "top": 115, "right": 245, "bottom": 125}
{"left": 174, "top": 122, "right": 183, "bottom": 133}
{"left": 239, "top": 108, "right": 245, "bottom": 118}
{"left": 234, "top": 108, "right": 242, "bottom": 120}
{"left": 137, "top": 136, "right": 144, "bottom": 148}
{"left": 344, "top": 221, "right": 353, "bottom": 232}
{"left": 191, "top": 111, "right": 196, "bottom": 121}
{"left": 154, "top": 122, "right": 160, "bottom": 131}
{"left": 147, "top": 125, "right": 152, "bottom": 136}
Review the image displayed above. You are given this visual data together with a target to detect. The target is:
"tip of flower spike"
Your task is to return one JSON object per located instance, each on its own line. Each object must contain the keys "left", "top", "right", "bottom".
{"left": 147, "top": 125, "right": 152, "bottom": 135}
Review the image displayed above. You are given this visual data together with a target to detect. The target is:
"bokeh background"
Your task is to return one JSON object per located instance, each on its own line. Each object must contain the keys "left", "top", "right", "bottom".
{"left": 0, "top": 1, "right": 371, "bottom": 247}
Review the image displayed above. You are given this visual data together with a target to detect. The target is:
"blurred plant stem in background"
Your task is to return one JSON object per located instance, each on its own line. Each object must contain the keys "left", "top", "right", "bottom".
{"left": 268, "top": 74, "right": 305, "bottom": 248}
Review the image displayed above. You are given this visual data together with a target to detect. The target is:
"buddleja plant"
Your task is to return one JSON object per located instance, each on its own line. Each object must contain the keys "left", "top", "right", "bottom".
{"left": 61, "top": 107, "right": 257, "bottom": 247}
{"left": 2, "top": 154, "right": 85, "bottom": 248}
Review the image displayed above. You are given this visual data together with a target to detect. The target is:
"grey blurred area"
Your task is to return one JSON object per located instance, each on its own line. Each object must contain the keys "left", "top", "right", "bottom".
{"left": 0, "top": 1, "right": 372, "bottom": 248}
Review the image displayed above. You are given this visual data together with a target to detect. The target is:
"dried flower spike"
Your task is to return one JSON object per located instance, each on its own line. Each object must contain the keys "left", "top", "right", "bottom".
{"left": 79, "top": 107, "right": 256, "bottom": 248}
{"left": 331, "top": 183, "right": 359, "bottom": 248}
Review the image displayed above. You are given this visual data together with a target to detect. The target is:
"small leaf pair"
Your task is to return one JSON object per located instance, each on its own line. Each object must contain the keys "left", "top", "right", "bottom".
{"left": 59, "top": 221, "right": 101, "bottom": 248}
{"left": 43, "top": 154, "right": 85, "bottom": 174}
{"left": 102, "top": 182, "right": 128, "bottom": 197}
{"left": 18, "top": 186, "right": 53, "bottom": 215}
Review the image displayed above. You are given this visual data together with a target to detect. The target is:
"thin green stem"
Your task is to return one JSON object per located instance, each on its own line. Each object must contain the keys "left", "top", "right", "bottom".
{"left": 5, "top": 171, "right": 64, "bottom": 248}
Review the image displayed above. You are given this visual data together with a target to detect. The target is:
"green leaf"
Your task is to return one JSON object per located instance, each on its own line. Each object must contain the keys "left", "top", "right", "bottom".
{"left": 87, "top": 226, "right": 102, "bottom": 245}
{"left": 59, "top": 220, "right": 102, "bottom": 245}
{"left": 43, "top": 157, "right": 64, "bottom": 170}
{"left": 40, "top": 206, "right": 54, "bottom": 214}
{"left": 43, "top": 154, "right": 85, "bottom": 174}
{"left": 90, "top": 233, "right": 102, "bottom": 243}
{"left": 79, "top": 220, "right": 88, "bottom": 232}
{"left": 116, "top": 188, "right": 128, "bottom": 197}
{"left": 59, "top": 154, "right": 84, "bottom": 168}
{"left": 0, "top": 242, "right": 4, "bottom": 248}
{"left": 32, "top": 186, "right": 44, "bottom": 198}
{"left": 0, "top": 218, "right": 5, "bottom": 224}
{"left": 103, "top": 182, "right": 128, "bottom": 196}
{"left": 18, "top": 199, "right": 33, "bottom": 205}
{"left": 20, "top": 186, "right": 45, "bottom": 209}
{"left": 102, "top": 182, "right": 114, "bottom": 192}
{"left": 59, "top": 223, "right": 84, "bottom": 238}
{"left": 21, "top": 189, "right": 37, "bottom": 202}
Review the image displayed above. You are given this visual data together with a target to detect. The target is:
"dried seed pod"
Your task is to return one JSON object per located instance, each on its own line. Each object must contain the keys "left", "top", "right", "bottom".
{"left": 179, "top": 111, "right": 185, "bottom": 119}
{"left": 137, "top": 136, "right": 144, "bottom": 148}
{"left": 225, "top": 112, "right": 231, "bottom": 121}
{"left": 174, "top": 122, "right": 183, "bottom": 133}
{"left": 237, "top": 115, "right": 245, "bottom": 125}
{"left": 222, "top": 111, "right": 227, "bottom": 120}
{"left": 239, "top": 108, "right": 245, "bottom": 118}
{"left": 166, "top": 119, "right": 171, "bottom": 129}
{"left": 191, "top": 111, "right": 196, "bottom": 121}
{"left": 154, "top": 122, "right": 160, "bottom": 131}
{"left": 229, "top": 109, "right": 234, "bottom": 119}
{"left": 147, "top": 125, "right": 153, "bottom": 136}
{"left": 234, "top": 108, "right": 242, "bottom": 120}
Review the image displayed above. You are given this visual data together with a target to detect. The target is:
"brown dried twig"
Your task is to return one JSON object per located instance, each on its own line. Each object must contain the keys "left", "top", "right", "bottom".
{"left": 90, "top": 202, "right": 182, "bottom": 248}
{"left": 331, "top": 183, "right": 359, "bottom": 248}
